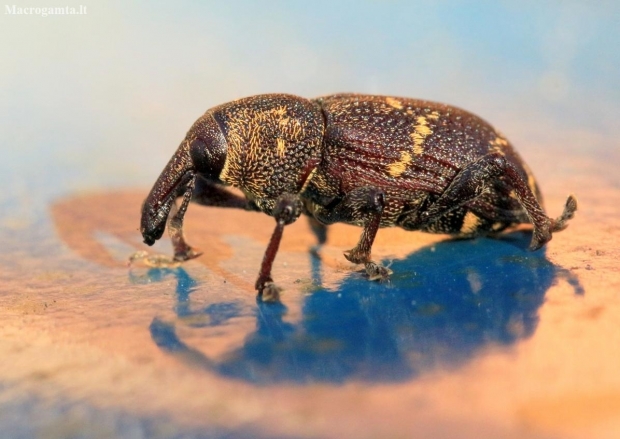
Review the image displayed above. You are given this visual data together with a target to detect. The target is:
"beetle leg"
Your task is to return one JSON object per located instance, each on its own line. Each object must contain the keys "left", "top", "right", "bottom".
{"left": 312, "top": 187, "right": 392, "bottom": 281}
{"left": 416, "top": 152, "right": 575, "bottom": 250}
{"left": 504, "top": 164, "right": 577, "bottom": 250}
{"left": 305, "top": 216, "right": 328, "bottom": 260}
{"left": 171, "top": 177, "right": 262, "bottom": 261}
{"left": 168, "top": 174, "right": 202, "bottom": 261}
{"left": 306, "top": 216, "right": 328, "bottom": 246}
{"left": 143, "top": 175, "right": 263, "bottom": 264}
{"left": 416, "top": 153, "right": 505, "bottom": 225}
{"left": 255, "top": 194, "right": 303, "bottom": 302}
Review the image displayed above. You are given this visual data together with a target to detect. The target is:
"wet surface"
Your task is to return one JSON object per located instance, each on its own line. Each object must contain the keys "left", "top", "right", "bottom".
{"left": 2, "top": 2, "right": 620, "bottom": 438}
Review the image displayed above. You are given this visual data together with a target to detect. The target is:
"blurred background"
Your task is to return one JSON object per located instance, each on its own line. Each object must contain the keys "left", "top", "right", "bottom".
{"left": 1, "top": 0, "right": 618, "bottom": 222}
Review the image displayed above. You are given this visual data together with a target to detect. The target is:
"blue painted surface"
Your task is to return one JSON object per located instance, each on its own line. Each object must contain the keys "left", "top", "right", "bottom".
{"left": 145, "top": 232, "right": 582, "bottom": 384}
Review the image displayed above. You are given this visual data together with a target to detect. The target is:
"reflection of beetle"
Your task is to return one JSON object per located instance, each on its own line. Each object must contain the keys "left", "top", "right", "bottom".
{"left": 147, "top": 235, "right": 583, "bottom": 384}
{"left": 140, "top": 94, "right": 577, "bottom": 299}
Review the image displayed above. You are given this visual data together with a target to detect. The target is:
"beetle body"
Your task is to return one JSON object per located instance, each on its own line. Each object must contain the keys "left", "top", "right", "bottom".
{"left": 140, "top": 94, "right": 576, "bottom": 300}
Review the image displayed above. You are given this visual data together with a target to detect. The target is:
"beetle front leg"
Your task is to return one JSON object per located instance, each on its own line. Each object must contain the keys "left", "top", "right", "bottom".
{"left": 172, "top": 178, "right": 262, "bottom": 261}
{"left": 255, "top": 193, "right": 303, "bottom": 302}
{"left": 313, "top": 187, "right": 392, "bottom": 281}
{"left": 168, "top": 175, "right": 201, "bottom": 262}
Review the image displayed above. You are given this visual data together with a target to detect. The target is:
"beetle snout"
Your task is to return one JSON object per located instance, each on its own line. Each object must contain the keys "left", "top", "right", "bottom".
{"left": 140, "top": 198, "right": 171, "bottom": 246}
{"left": 141, "top": 220, "right": 164, "bottom": 245}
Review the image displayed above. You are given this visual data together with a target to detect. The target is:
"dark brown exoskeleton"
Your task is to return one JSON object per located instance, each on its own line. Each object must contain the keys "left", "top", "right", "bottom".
{"left": 140, "top": 94, "right": 577, "bottom": 301}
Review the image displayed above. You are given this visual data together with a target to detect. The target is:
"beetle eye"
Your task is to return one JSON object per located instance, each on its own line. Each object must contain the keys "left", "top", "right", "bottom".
{"left": 189, "top": 114, "right": 227, "bottom": 181}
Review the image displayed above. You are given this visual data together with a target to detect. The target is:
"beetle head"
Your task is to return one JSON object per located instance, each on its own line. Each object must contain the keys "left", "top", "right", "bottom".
{"left": 140, "top": 114, "right": 227, "bottom": 245}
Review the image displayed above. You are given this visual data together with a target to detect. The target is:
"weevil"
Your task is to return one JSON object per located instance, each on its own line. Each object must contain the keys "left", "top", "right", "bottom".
{"left": 140, "top": 94, "right": 577, "bottom": 301}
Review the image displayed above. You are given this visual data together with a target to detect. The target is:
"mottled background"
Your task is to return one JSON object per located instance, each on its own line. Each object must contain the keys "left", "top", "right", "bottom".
{"left": 1, "top": 1, "right": 619, "bottom": 438}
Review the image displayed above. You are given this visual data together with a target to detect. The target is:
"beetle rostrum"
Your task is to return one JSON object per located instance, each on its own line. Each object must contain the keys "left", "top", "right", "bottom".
{"left": 139, "top": 94, "right": 577, "bottom": 301}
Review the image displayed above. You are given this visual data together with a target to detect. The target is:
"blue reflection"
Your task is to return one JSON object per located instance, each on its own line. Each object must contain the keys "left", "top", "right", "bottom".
{"left": 144, "top": 232, "right": 582, "bottom": 384}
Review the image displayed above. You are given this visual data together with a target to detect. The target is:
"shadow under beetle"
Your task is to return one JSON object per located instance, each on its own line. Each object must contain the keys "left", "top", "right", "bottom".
{"left": 140, "top": 94, "right": 577, "bottom": 301}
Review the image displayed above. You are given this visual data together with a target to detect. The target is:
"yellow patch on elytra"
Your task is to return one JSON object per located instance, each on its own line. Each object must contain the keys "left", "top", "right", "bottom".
{"left": 490, "top": 131, "right": 509, "bottom": 155}
{"left": 387, "top": 151, "right": 412, "bottom": 177}
{"left": 461, "top": 211, "right": 482, "bottom": 234}
{"left": 428, "top": 111, "right": 440, "bottom": 120}
{"left": 385, "top": 97, "right": 403, "bottom": 110}
{"left": 410, "top": 115, "right": 433, "bottom": 153}
{"left": 416, "top": 116, "right": 432, "bottom": 135}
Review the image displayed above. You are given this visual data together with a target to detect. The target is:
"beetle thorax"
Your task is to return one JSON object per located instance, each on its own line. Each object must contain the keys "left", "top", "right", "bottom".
{"left": 211, "top": 94, "right": 324, "bottom": 214}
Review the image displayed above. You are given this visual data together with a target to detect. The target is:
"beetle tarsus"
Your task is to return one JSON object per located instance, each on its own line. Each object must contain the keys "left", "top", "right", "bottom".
{"left": 551, "top": 194, "right": 578, "bottom": 232}
{"left": 258, "top": 281, "right": 282, "bottom": 303}
{"left": 128, "top": 250, "right": 181, "bottom": 268}
{"left": 364, "top": 261, "right": 393, "bottom": 281}
{"left": 529, "top": 194, "right": 577, "bottom": 251}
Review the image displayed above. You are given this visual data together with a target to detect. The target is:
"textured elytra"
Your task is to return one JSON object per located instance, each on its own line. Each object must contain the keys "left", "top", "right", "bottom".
{"left": 302, "top": 94, "right": 538, "bottom": 234}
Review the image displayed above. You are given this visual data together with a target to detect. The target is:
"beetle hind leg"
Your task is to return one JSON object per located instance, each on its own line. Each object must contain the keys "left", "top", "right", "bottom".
{"left": 413, "top": 152, "right": 576, "bottom": 251}
{"left": 502, "top": 162, "right": 577, "bottom": 250}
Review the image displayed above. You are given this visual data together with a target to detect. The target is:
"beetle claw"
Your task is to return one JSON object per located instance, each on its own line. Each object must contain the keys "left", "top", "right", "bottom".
{"left": 257, "top": 281, "right": 282, "bottom": 303}
{"left": 364, "top": 261, "right": 393, "bottom": 281}
{"left": 173, "top": 247, "right": 203, "bottom": 262}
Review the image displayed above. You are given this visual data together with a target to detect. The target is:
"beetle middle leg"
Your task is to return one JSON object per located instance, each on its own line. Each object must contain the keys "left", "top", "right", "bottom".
{"left": 312, "top": 186, "right": 392, "bottom": 281}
